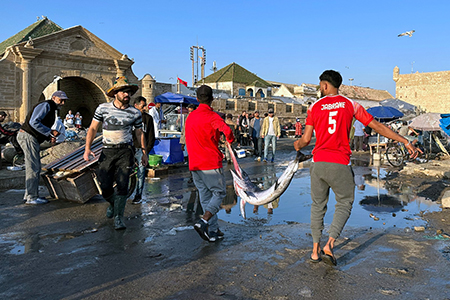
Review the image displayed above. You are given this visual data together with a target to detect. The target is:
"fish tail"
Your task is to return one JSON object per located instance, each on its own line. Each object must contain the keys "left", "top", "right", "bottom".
{"left": 240, "top": 198, "right": 246, "bottom": 219}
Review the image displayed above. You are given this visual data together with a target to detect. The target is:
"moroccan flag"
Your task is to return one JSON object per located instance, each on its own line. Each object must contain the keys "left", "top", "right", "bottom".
{"left": 178, "top": 77, "right": 188, "bottom": 87}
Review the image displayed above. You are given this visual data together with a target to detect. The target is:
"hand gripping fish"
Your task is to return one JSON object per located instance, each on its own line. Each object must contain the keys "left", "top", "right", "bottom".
{"left": 226, "top": 142, "right": 310, "bottom": 219}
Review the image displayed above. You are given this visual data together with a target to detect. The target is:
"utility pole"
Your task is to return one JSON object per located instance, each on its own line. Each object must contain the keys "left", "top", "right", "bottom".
{"left": 190, "top": 45, "right": 206, "bottom": 86}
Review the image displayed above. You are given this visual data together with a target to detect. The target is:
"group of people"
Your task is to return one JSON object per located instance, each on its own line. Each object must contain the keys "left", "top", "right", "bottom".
{"left": 64, "top": 110, "right": 83, "bottom": 129}
{"left": 226, "top": 108, "right": 282, "bottom": 163}
{"left": 15, "top": 70, "right": 421, "bottom": 267}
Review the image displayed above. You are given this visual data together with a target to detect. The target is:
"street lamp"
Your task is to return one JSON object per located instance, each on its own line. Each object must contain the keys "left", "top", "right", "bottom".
{"left": 349, "top": 78, "right": 354, "bottom": 86}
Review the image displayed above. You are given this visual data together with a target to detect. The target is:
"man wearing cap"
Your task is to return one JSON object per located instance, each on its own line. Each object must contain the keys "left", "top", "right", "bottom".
{"left": 261, "top": 108, "right": 281, "bottom": 163}
{"left": 83, "top": 76, "right": 148, "bottom": 230}
{"left": 185, "top": 85, "right": 235, "bottom": 242}
{"left": 249, "top": 110, "right": 263, "bottom": 161}
{"left": 17, "top": 90, "right": 68, "bottom": 205}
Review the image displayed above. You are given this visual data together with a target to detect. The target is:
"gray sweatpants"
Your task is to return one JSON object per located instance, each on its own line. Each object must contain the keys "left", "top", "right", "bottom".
{"left": 17, "top": 131, "right": 42, "bottom": 201}
{"left": 310, "top": 161, "right": 355, "bottom": 243}
{"left": 192, "top": 168, "right": 226, "bottom": 232}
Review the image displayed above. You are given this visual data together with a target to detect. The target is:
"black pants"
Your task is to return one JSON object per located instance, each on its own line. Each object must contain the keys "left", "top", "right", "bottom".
{"left": 97, "top": 147, "right": 134, "bottom": 198}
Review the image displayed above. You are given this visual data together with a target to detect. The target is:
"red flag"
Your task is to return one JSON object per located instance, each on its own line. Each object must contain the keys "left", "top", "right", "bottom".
{"left": 177, "top": 77, "right": 188, "bottom": 87}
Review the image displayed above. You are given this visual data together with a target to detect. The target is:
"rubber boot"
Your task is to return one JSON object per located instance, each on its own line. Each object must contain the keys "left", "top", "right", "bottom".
{"left": 113, "top": 195, "right": 127, "bottom": 230}
{"left": 104, "top": 194, "right": 114, "bottom": 219}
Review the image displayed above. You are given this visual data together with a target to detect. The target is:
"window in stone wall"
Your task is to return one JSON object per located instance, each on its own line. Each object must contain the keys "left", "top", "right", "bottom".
{"left": 239, "top": 88, "right": 245, "bottom": 96}
{"left": 286, "top": 105, "right": 292, "bottom": 113}
{"left": 268, "top": 104, "right": 274, "bottom": 111}
{"left": 226, "top": 100, "right": 235, "bottom": 110}
{"left": 249, "top": 102, "right": 256, "bottom": 111}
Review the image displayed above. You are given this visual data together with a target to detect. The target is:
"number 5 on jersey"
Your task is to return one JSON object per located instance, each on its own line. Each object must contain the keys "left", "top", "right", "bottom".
{"left": 328, "top": 111, "right": 338, "bottom": 134}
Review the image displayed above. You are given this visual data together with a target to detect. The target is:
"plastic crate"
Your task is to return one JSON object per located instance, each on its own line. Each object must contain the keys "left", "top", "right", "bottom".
{"left": 148, "top": 154, "right": 163, "bottom": 166}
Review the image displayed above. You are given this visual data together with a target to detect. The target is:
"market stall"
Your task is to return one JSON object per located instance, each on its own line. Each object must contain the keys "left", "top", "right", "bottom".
{"left": 150, "top": 92, "right": 199, "bottom": 164}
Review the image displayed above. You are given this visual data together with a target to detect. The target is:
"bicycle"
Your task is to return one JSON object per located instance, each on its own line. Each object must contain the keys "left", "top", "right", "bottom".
{"left": 385, "top": 141, "right": 428, "bottom": 167}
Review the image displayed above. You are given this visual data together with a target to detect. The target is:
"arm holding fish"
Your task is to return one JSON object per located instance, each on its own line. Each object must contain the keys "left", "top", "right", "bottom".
{"left": 294, "top": 125, "right": 313, "bottom": 151}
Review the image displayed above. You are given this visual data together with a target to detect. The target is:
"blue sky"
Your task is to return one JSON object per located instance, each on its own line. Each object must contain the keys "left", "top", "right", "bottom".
{"left": 1, "top": 0, "right": 449, "bottom": 96}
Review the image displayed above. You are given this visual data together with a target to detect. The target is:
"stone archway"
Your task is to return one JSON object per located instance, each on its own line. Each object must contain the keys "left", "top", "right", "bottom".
{"left": 57, "top": 77, "right": 107, "bottom": 128}
{"left": 38, "top": 77, "right": 107, "bottom": 128}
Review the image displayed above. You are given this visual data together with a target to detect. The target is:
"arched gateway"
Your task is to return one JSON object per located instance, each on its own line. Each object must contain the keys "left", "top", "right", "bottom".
{"left": 0, "top": 18, "right": 142, "bottom": 123}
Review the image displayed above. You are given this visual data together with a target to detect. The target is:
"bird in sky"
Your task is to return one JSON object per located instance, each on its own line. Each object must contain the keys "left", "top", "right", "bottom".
{"left": 398, "top": 30, "right": 415, "bottom": 37}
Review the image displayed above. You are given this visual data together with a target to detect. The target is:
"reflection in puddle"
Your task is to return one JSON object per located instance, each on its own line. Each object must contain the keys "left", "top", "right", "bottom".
{"left": 218, "top": 162, "right": 441, "bottom": 229}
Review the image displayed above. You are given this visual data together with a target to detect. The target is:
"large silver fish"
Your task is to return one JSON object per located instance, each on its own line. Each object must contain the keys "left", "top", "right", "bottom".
{"left": 226, "top": 142, "right": 309, "bottom": 219}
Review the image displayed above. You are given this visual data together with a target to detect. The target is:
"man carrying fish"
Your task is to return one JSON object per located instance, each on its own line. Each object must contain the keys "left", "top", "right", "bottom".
{"left": 185, "top": 85, "right": 235, "bottom": 242}
{"left": 294, "top": 70, "right": 420, "bottom": 266}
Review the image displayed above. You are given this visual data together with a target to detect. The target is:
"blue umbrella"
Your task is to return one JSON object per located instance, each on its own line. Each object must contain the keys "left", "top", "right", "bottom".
{"left": 367, "top": 106, "right": 403, "bottom": 121}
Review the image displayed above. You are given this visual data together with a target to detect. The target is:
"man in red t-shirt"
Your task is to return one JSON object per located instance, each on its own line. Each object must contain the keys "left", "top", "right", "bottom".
{"left": 294, "top": 70, "right": 419, "bottom": 266}
{"left": 185, "top": 85, "right": 235, "bottom": 242}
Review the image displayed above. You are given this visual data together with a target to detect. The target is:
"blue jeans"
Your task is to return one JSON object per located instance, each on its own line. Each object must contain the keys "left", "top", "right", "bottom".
{"left": 264, "top": 135, "right": 277, "bottom": 159}
{"left": 192, "top": 168, "right": 226, "bottom": 232}
{"left": 135, "top": 148, "right": 146, "bottom": 196}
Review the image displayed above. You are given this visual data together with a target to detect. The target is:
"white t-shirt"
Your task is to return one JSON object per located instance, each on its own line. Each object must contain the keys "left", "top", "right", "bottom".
{"left": 267, "top": 117, "right": 275, "bottom": 136}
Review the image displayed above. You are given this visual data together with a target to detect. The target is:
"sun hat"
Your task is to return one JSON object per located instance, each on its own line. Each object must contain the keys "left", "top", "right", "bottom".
{"left": 106, "top": 76, "right": 139, "bottom": 97}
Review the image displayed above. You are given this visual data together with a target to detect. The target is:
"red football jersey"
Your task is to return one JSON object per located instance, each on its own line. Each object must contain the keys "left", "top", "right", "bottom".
{"left": 305, "top": 95, "right": 374, "bottom": 165}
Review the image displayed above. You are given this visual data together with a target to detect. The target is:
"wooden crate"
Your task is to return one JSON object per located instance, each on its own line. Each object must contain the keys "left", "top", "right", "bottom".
{"left": 42, "top": 170, "right": 101, "bottom": 203}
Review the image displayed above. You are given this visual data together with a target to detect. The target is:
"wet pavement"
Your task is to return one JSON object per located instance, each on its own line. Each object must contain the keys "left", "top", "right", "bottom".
{"left": 0, "top": 138, "right": 449, "bottom": 299}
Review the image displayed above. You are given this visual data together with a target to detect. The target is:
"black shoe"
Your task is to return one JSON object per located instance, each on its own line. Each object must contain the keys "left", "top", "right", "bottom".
{"left": 132, "top": 194, "right": 142, "bottom": 204}
{"left": 187, "top": 178, "right": 193, "bottom": 183}
{"left": 209, "top": 229, "right": 224, "bottom": 242}
{"left": 194, "top": 220, "right": 210, "bottom": 241}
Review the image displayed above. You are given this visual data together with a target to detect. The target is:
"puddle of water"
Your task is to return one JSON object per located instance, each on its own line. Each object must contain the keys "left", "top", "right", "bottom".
{"left": 217, "top": 164, "right": 441, "bottom": 229}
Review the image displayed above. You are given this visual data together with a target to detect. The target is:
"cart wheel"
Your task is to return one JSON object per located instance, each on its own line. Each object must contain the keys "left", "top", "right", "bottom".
{"left": 386, "top": 146, "right": 404, "bottom": 167}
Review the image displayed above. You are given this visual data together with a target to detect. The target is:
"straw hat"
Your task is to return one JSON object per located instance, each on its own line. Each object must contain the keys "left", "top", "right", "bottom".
{"left": 106, "top": 76, "right": 139, "bottom": 97}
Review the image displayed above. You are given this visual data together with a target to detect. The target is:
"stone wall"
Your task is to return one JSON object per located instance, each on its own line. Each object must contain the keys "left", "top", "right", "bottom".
{"left": 0, "top": 57, "right": 19, "bottom": 120}
{"left": 394, "top": 67, "right": 450, "bottom": 113}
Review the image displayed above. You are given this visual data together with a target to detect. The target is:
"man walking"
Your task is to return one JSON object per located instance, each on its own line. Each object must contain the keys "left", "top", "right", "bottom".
{"left": 185, "top": 85, "right": 235, "bottom": 242}
{"left": 261, "top": 108, "right": 281, "bottom": 162}
{"left": 17, "top": 90, "right": 68, "bottom": 204}
{"left": 83, "top": 76, "right": 148, "bottom": 230}
{"left": 294, "top": 70, "right": 419, "bottom": 265}
{"left": 131, "top": 96, "right": 155, "bottom": 204}
{"left": 249, "top": 110, "right": 263, "bottom": 161}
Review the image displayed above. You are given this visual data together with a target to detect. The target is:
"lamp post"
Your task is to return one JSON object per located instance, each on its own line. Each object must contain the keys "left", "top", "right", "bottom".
{"left": 349, "top": 78, "right": 354, "bottom": 86}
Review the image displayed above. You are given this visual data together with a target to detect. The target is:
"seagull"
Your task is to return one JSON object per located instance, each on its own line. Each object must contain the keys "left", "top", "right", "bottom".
{"left": 398, "top": 30, "right": 415, "bottom": 37}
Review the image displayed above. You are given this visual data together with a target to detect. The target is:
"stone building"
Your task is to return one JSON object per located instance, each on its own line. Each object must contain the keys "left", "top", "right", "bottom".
{"left": 393, "top": 66, "right": 450, "bottom": 113}
{"left": 199, "top": 62, "right": 272, "bottom": 98}
{"left": 0, "top": 18, "right": 157, "bottom": 127}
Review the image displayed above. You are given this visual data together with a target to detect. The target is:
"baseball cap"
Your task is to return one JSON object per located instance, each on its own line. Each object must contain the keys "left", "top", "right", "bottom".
{"left": 196, "top": 85, "right": 213, "bottom": 102}
{"left": 0, "top": 111, "right": 7, "bottom": 117}
{"left": 52, "top": 91, "right": 69, "bottom": 100}
{"left": 268, "top": 108, "right": 274, "bottom": 113}
{"left": 148, "top": 103, "right": 156, "bottom": 109}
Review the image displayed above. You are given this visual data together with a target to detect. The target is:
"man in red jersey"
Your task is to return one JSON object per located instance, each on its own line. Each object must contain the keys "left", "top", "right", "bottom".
{"left": 185, "top": 85, "right": 235, "bottom": 242}
{"left": 294, "top": 70, "right": 419, "bottom": 266}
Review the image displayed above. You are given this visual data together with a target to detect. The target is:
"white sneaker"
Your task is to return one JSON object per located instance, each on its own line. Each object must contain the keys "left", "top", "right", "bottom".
{"left": 257, "top": 157, "right": 261, "bottom": 162}
{"left": 26, "top": 197, "right": 49, "bottom": 205}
